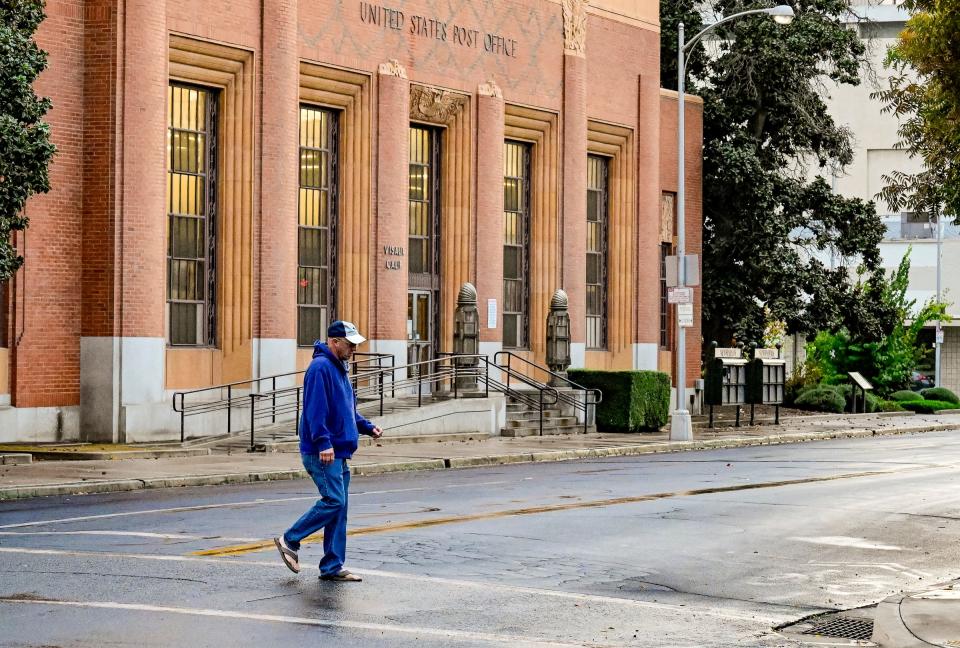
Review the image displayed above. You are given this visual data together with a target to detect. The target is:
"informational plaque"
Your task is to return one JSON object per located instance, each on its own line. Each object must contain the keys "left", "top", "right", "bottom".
{"left": 848, "top": 371, "right": 874, "bottom": 391}
{"left": 668, "top": 287, "right": 693, "bottom": 304}
{"left": 714, "top": 347, "right": 741, "bottom": 359}
{"left": 754, "top": 348, "right": 779, "bottom": 360}
{"left": 487, "top": 298, "right": 497, "bottom": 329}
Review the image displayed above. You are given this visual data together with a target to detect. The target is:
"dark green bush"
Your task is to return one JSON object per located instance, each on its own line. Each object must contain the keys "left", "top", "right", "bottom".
{"left": 920, "top": 387, "right": 960, "bottom": 404}
{"left": 794, "top": 386, "right": 845, "bottom": 413}
{"left": 876, "top": 399, "right": 906, "bottom": 412}
{"left": 567, "top": 369, "right": 670, "bottom": 432}
{"left": 890, "top": 390, "right": 923, "bottom": 402}
{"left": 901, "top": 399, "right": 960, "bottom": 414}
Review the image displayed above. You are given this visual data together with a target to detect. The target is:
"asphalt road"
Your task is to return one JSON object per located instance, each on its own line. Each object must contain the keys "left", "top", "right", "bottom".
{"left": 3, "top": 431, "right": 960, "bottom": 647}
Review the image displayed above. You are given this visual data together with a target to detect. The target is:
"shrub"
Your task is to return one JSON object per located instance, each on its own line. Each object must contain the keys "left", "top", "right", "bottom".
{"left": 876, "top": 399, "right": 906, "bottom": 412}
{"left": 900, "top": 399, "right": 960, "bottom": 414}
{"left": 920, "top": 387, "right": 960, "bottom": 404}
{"left": 794, "top": 386, "right": 846, "bottom": 413}
{"left": 567, "top": 369, "right": 670, "bottom": 432}
{"left": 890, "top": 390, "right": 923, "bottom": 402}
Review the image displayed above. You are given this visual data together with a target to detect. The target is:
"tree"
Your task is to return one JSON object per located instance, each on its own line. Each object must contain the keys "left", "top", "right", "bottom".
{"left": 0, "top": 0, "right": 56, "bottom": 282}
{"left": 661, "top": 0, "right": 888, "bottom": 346}
{"left": 805, "top": 250, "right": 949, "bottom": 394}
{"left": 873, "top": 0, "right": 960, "bottom": 222}
{"left": 660, "top": 0, "right": 706, "bottom": 91}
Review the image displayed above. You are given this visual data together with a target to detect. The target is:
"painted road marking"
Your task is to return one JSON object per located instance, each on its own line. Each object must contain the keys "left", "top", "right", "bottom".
{"left": 0, "top": 530, "right": 260, "bottom": 542}
{"left": 193, "top": 467, "right": 922, "bottom": 557}
{"left": 0, "top": 479, "right": 525, "bottom": 530}
{"left": 0, "top": 547, "right": 789, "bottom": 623}
{"left": 0, "top": 597, "right": 593, "bottom": 647}
{"left": 789, "top": 536, "right": 904, "bottom": 551}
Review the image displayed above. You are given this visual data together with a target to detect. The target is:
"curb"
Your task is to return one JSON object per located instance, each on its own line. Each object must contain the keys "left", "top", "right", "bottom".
{"left": 1, "top": 422, "right": 957, "bottom": 501}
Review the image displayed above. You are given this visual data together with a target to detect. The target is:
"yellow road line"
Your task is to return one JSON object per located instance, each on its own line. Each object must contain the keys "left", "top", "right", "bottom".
{"left": 192, "top": 468, "right": 897, "bottom": 557}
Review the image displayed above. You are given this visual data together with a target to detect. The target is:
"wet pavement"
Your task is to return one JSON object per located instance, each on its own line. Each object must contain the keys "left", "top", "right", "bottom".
{"left": 3, "top": 430, "right": 960, "bottom": 646}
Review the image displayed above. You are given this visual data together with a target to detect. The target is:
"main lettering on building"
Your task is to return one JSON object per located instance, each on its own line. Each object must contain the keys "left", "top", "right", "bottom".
{"left": 360, "top": 2, "right": 518, "bottom": 57}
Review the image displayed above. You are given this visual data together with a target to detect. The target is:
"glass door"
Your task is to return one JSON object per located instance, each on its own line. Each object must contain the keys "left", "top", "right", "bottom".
{"left": 408, "top": 125, "right": 441, "bottom": 378}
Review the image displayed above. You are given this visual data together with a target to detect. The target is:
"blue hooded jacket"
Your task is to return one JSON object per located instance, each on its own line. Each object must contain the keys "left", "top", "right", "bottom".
{"left": 298, "top": 341, "right": 375, "bottom": 458}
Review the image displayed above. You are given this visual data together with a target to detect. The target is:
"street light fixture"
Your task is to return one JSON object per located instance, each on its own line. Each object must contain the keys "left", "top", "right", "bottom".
{"left": 671, "top": 4, "right": 795, "bottom": 442}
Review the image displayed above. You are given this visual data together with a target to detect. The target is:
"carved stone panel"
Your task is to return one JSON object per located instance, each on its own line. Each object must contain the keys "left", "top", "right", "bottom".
{"left": 409, "top": 84, "right": 468, "bottom": 124}
{"left": 562, "top": 0, "right": 588, "bottom": 55}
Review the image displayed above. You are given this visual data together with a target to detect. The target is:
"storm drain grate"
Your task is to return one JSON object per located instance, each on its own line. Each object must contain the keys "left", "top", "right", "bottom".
{"left": 802, "top": 617, "right": 874, "bottom": 641}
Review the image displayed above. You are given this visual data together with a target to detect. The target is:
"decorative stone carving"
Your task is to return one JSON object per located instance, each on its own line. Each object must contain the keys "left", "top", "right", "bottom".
{"left": 409, "top": 84, "right": 468, "bottom": 124}
{"left": 562, "top": 0, "right": 588, "bottom": 55}
{"left": 478, "top": 79, "right": 503, "bottom": 99}
{"left": 378, "top": 59, "right": 407, "bottom": 78}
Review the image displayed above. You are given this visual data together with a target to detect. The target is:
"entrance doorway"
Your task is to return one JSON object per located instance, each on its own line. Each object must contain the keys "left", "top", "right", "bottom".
{"left": 407, "top": 125, "right": 441, "bottom": 376}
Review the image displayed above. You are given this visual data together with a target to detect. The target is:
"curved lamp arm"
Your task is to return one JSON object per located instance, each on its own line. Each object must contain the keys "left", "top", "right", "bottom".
{"left": 680, "top": 5, "right": 795, "bottom": 73}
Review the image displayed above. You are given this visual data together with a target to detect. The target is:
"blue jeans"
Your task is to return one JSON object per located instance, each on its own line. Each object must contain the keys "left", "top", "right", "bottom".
{"left": 283, "top": 454, "right": 350, "bottom": 577}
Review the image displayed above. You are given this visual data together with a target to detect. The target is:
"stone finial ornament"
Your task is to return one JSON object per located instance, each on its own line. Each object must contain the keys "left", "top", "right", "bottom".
{"left": 378, "top": 59, "right": 408, "bottom": 78}
{"left": 562, "top": 0, "right": 588, "bottom": 55}
{"left": 550, "top": 288, "right": 569, "bottom": 309}
{"left": 457, "top": 282, "right": 478, "bottom": 305}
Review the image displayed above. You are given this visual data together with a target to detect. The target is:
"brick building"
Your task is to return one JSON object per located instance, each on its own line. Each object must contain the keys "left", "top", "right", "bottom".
{"left": 0, "top": 0, "right": 702, "bottom": 442}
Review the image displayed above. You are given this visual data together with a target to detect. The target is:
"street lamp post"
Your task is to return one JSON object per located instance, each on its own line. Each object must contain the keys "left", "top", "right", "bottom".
{"left": 935, "top": 207, "right": 942, "bottom": 387}
{"left": 672, "top": 4, "right": 795, "bottom": 441}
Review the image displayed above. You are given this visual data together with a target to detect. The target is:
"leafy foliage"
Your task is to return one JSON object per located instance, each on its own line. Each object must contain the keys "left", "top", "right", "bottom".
{"left": 660, "top": 0, "right": 888, "bottom": 344}
{"left": 567, "top": 369, "right": 671, "bottom": 432}
{"left": 0, "top": 0, "right": 55, "bottom": 281}
{"left": 920, "top": 386, "right": 959, "bottom": 404}
{"left": 793, "top": 385, "right": 845, "bottom": 413}
{"left": 901, "top": 399, "right": 958, "bottom": 414}
{"left": 660, "top": 0, "right": 707, "bottom": 90}
{"left": 803, "top": 251, "right": 948, "bottom": 394}
{"left": 873, "top": 0, "right": 960, "bottom": 221}
{"left": 890, "top": 389, "right": 922, "bottom": 402}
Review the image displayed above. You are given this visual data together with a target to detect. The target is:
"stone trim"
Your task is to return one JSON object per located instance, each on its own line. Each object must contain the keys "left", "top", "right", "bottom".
{"left": 299, "top": 62, "right": 373, "bottom": 338}
{"left": 478, "top": 79, "right": 503, "bottom": 99}
{"left": 587, "top": 120, "right": 635, "bottom": 366}
{"left": 505, "top": 105, "right": 560, "bottom": 365}
{"left": 168, "top": 35, "right": 255, "bottom": 387}
{"left": 378, "top": 59, "right": 407, "bottom": 78}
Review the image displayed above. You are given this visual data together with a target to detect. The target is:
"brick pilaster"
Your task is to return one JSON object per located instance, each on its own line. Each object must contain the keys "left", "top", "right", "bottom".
{"left": 259, "top": 0, "right": 298, "bottom": 341}
{"left": 562, "top": 52, "right": 587, "bottom": 343}
{"left": 373, "top": 62, "right": 409, "bottom": 342}
{"left": 476, "top": 82, "right": 505, "bottom": 343}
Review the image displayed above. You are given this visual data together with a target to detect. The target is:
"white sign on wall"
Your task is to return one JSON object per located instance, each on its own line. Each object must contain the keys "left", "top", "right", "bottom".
{"left": 487, "top": 299, "right": 497, "bottom": 329}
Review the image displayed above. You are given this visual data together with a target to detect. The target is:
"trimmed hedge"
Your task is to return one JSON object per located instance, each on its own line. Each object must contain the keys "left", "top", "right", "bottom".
{"left": 901, "top": 399, "right": 959, "bottom": 414}
{"left": 890, "top": 390, "right": 923, "bottom": 402}
{"left": 876, "top": 399, "right": 906, "bottom": 412}
{"left": 567, "top": 369, "right": 670, "bottom": 432}
{"left": 920, "top": 387, "right": 960, "bottom": 404}
{"left": 794, "top": 386, "right": 845, "bottom": 413}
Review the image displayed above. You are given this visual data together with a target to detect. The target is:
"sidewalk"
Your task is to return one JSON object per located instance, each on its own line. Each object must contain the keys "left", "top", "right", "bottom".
{"left": 1, "top": 411, "right": 959, "bottom": 501}
{"left": 872, "top": 579, "right": 960, "bottom": 647}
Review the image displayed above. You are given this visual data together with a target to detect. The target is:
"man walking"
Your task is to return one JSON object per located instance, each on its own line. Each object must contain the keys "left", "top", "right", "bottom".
{"left": 275, "top": 321, "right": 383, "bottom": 582}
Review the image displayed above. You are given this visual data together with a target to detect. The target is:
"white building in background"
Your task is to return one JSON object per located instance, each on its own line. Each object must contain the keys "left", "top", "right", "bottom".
{"left": 805, "top": 0, "right": 959, "bottom": 392}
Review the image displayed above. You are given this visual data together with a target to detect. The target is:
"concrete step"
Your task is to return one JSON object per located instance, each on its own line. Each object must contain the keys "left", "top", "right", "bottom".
{"left": 249, "top": 431, "right": 494, "bottom": 453}
{"left": 500, "top": 424, "right": 590, "bottom": 438}
{"left": 505, "top": 416, "right": 578, "bottom": 428}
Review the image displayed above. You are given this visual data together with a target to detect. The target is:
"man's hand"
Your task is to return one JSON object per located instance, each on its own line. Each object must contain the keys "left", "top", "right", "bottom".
{"left": 371, "top": 425, "right": 383, "bottom": 439}
{"left": 319, "top": 448, "right": 335, "bottom": 464}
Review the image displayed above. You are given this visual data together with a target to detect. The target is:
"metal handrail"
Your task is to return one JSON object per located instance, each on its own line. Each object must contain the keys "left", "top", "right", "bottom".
{"left": 172, "top": 351, "right": 394, "bottom": 442}
{"left": 494, "top": 351, "right": 602, "bottom": 434}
